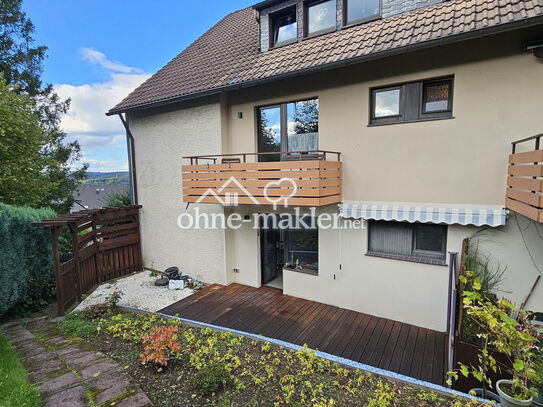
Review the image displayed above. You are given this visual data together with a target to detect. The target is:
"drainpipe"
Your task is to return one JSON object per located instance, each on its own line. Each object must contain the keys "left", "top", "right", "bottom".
{"left": 118, "top": 113, "right": 139, "bottom": 205}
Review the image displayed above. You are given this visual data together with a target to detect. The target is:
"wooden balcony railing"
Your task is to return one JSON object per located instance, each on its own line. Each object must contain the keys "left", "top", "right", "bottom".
{"left": 506, "top": 134, "right": 543, "bottom": 222}
{"left": 182, "top": 151, "right": 342, "bottom": 206}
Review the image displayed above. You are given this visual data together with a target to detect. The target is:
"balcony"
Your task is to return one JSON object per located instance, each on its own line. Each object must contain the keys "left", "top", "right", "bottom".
{"left": 506, "top": 134, "right": 543, "bottom": 222}
{"left": 182, "top": 151, "right": 342, "bottom": 206}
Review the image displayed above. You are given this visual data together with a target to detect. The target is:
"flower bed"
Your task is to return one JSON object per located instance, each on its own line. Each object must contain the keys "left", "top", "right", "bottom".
{"left": 70, "top": 310, "right": 485, "bottom": 407}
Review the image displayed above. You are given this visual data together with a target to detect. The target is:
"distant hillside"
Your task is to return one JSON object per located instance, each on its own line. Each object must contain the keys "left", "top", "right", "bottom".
{"left": 81, "top": 172, "right": 130, "bottom": 185}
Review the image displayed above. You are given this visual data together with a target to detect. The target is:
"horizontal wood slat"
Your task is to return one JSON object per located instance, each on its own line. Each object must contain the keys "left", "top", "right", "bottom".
{"left": 182, "top": 159, "right": 342, "bottom": 207}
{"left": 506, "top": 198, "right": 543, "bottom": 222}
{"left": 509, "top": 150, "right": 543, "bottom": 164}
{"left": 506, "top": 148, "right": 543, "bottom": 222}
{"left": 507, "top": 164, "right": 543, "bottom": 177}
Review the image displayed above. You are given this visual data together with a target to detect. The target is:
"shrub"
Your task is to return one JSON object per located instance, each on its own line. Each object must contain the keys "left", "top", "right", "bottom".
{"left": 103, "top": 190, "right": 131, "bottom": 208}
{"left": 191, "top": 363, "right": 232, "bottom": 396}
{"left": 0, "top": 203, "right": 55, "bottom": 318}
{"left": 59, "top": 312, "right": 98, "bottom": 338}
{"left": 140, "top": 326, "right": 181, "bottom": 367}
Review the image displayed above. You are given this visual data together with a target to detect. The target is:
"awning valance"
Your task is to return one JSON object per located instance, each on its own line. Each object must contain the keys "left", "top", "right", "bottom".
{"left": 339, "top": 201, "right": 507, "bottom": 227}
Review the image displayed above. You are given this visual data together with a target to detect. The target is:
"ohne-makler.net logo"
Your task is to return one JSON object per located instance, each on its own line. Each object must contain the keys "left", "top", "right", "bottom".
{"left": 177, "top": 207, "right": 365, "bottom": 230}
{"left": 181, "top": 175, "right": 360, "bottom": 230}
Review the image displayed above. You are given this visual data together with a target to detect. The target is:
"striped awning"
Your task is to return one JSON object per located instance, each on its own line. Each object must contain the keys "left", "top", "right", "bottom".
{"left": 339, "top": 201, "right": 508, "bottom": 227}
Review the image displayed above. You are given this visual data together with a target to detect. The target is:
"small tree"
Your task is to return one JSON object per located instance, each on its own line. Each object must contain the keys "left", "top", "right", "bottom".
{"left": 449, "top": 271, "right": 540, "bottom": 400}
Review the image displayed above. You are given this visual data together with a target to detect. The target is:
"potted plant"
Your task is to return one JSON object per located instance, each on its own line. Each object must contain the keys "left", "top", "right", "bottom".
{"left": 533, "top": 357, "right": 543, "bottom": 406}
{"left": 449, "top": 272, "right": 540, "bottom": 405}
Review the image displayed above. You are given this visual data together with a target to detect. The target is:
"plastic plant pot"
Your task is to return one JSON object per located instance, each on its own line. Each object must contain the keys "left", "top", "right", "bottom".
{"left": 469, "top": 388, "right": 500, "bottom": 403}
{"left": 496, "top": 379, "right": 533, "bottom": 407}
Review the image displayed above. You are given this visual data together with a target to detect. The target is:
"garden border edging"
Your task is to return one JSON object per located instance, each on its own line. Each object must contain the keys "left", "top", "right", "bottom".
{"left": 118, "top": 305, "right": 490, "bottom": 405}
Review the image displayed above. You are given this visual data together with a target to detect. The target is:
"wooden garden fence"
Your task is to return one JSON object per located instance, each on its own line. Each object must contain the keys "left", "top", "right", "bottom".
{"left": 34, "top": 205, "right": 143, "bottom": 315}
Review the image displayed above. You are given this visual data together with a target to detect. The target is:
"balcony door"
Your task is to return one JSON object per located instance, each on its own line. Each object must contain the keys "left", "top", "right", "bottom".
{"left": 257, "top": 99, "right": 319, "bottom": 162}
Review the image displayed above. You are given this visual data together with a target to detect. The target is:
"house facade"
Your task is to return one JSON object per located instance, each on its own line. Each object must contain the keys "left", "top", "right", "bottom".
{"left": 109, "top": 0, "right": 543, "bottom": 333}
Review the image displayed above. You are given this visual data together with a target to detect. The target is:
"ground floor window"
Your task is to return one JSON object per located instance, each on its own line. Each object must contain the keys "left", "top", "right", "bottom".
{"left": 367, "top": 220, "right": 447, "bottom": 265}
{"left": 285, "top": 222, "right": 319, "bottom": 274}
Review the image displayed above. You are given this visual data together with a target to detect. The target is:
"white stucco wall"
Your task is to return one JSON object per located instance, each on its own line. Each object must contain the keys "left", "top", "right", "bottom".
{"left": 471, "top": 213, "right": 543, "bottom": 311}
{"left": 129, "top": 102, "right": 227, "bottom": 284}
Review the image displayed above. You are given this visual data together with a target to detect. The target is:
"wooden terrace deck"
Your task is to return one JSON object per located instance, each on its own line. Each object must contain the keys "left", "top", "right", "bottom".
{"left": 159, "top": 283, "right": 447, "bottom": 385}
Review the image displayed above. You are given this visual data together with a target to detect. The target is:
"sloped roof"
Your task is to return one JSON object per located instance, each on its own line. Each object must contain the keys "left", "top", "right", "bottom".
{"left": 108, "top": 0, "right": 543, "bottom": 115}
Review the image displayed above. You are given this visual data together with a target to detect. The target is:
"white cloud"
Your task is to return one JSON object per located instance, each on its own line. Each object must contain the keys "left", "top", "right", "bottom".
{"left": 55, "top": 48, "right": 151, "bottom": 172}
{"left": 80, "top": 47, "right": 143, "bottom": 74}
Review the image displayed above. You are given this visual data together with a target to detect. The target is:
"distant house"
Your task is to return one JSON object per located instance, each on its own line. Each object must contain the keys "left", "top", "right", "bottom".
{"left": 71, "top": 185, "right": 128, "bottom": 212}
{"left": 108, "top": 0, "right": 543, "bottom": 334}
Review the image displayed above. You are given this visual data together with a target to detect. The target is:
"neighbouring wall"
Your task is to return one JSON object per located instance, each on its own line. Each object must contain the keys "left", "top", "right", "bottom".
{"left": 129, "top": 101, "right": 227, "bottom": 284}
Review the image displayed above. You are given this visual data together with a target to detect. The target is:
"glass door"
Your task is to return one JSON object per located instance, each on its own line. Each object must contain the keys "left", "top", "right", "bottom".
{"left": 257, "top": 99, "right": 319, "bottom": 162}
{"left": 260, "top": 215, "right": 284, "bottom": 285}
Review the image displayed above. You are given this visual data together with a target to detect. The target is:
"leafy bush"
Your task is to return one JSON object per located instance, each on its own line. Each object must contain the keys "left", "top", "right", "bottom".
{"left": 83, "top": 304, "right": 110, "bottom": 320}
{"left": 59, "top": 312, "right": 98, "bottom": 338}
{"left": 0, "top": 203, "right": 55, "bottom": 318}
{"left": 103, "top": 190, "right": 131, "bottom": 208}
{"left": 140, "top": 325, "right": 181, "bottom": 367}
{"left": 191, "top": 363, "right": 233, "bottom": 396}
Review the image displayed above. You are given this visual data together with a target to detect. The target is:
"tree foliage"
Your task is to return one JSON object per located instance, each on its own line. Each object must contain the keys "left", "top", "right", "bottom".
{"left": 0, "top": 0, "right": 87, "bottom": 213}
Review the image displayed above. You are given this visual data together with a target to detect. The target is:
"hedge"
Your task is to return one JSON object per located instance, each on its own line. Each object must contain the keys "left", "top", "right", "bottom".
{"left": 0, "top": 203, "right": 55, "bottom": 317}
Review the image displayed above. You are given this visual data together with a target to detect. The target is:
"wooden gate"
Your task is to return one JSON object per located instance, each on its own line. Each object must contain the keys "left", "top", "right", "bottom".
{"left": 34, "top": 205, "right": 143, "bottom": 315}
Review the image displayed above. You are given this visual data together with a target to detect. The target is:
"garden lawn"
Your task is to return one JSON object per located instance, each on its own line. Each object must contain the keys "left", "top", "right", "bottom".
{"left": 0, "top": 335, "right": 41, "bottom": 407}
{"left": 68, "top": 309, "right": 487, "bottom": 407}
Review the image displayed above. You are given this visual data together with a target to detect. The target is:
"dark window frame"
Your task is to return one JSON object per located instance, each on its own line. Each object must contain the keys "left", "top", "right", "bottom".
{"left": 303, "top": 0, "right": 338, "bottom": 39}
{"left": 343, "top": 0, "right": 381, "bottom": 27}
{"left": 269, "top": 6, "right": 299, "bottom": 49}
{"left": 256, "top": 97, "right": 320, "bottom": 162}
{"left": 283, "top": 217, "right": 319, "bottom": 275}
{"left": 369, "top": 76, "right": 454, "bottom": 126}
{"left": 370, "top": 85, "right": 404, "bottom": 124}
{"left": 367, "top": 220, "right": 448, "bottom": 265}
{"left": 420, "top": 79, "right": 454, "bottom": 117}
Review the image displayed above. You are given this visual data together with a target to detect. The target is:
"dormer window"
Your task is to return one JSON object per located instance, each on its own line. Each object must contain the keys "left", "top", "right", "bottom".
{"left": 271, "top": 7, "right": 297, "bottom": 47}
{"left": 344, "top": 0, "right": 381, "bottom": 25}
{"left": 305, "top": 0, "right": 336, "bottom": 37}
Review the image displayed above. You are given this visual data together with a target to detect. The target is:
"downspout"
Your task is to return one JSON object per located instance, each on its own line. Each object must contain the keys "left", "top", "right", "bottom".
{"left": 118, "top": 113, "right": 139, "bottom": 205}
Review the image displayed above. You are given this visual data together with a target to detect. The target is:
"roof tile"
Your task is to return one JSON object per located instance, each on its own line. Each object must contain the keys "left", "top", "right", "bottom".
{"left": 110, "top": 0, "right": 543, "bottom": 113}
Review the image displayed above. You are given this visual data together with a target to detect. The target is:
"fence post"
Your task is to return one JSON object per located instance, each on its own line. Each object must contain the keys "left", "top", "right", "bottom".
{"left": 51, "top": 227, "right": 64, "bottom": 316}
{"left": 91, "top": 214, "right": 102, "bottom": 284}
{"left": 69, "top": 224, "right": 83, "bottom": 301}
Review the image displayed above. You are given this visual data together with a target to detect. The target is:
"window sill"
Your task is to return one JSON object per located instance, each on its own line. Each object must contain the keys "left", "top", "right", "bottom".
{"left": 269, "top": 39, "right": 298, "bottom": 50}
{"left": 284, "top": 267, "right": 319, "bottom": 276}
{"left": 303, "top": 27, "right": 336, "bottom": 41}
{"left": 342, "top": 15, "right": 381, "bottom": 29}
{"left": 366, "top": 251, "right": 447, "bottom": 266}
{"left": 368, "top": 116, "right": 455, "bottom": 127}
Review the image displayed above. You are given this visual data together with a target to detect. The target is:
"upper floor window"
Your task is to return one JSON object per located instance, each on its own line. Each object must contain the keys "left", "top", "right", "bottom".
{"left": 345, "top": 0, "right": 381, "bottom": 25}
{"left": 271, "top": 7, "right": 298, "bottom": 47}
{"left": 258, "top": 98, "right": 319, "bottom": 162}
{"left": 370, "top": 77, "right": 454, "bottom": 125}
{"left": 305, "top": 0, "right": 337, "bottom": 36}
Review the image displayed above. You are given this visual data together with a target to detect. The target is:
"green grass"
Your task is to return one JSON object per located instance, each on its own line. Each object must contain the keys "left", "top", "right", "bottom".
{"left": 0, "top": 335, "right": 41, "bottom": 407}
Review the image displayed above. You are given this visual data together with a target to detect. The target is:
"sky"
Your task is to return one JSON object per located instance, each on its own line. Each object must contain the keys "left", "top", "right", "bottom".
{"left": 23, "top": 0, "right": 254, "bottom": 172}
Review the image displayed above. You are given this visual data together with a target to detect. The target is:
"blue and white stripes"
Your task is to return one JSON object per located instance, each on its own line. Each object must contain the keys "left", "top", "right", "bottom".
{"left": 339, "top": 201, "right": 508, "bottom": 227}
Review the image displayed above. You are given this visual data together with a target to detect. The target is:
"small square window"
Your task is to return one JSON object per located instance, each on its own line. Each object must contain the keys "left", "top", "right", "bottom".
{"left": 345, "top": 0, "right": 381, "bottom": 25}
{"left": 422, "top": 80, "right": 452, "bottom": 113}
{"left": 271, "top": 8, "right": 297, "bottom": 46}
{"left": 306, "top": 0, "right": 337, "bottom": 36}
{"left": 413, "top": 224, "right": 446, "bottom": 257}
{"left": 372, "top": 87, "right": 401, "bottom": 118}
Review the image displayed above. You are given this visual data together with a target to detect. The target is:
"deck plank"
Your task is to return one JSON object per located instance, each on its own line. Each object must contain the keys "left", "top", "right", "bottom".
{"left": 158, "top": 283, "right": 446, "bottom": 385}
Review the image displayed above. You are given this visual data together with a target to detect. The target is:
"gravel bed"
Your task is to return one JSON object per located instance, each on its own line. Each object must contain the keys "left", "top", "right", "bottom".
{"left": 74, "top": 271, "right": 194, "bottom": 312}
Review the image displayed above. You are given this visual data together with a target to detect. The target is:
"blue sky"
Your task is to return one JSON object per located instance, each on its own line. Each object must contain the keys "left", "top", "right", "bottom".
{"left": 24, "top": 0, "right": 254, "bottom": 172}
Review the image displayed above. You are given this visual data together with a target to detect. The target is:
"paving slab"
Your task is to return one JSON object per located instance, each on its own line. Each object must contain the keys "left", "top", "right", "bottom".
{"left": 56, "top": 344, "right": 83, "bottom": 356}
{"left": 80, "top": 359, "right": 121, "bottom": 380}
{"left": 89, "top": 372, "right": 134, "bottom": 405}
{"left": 38, "top": 372, "right": 79, "bottom": 396}
{"left": 114, "top": 390, "right": 153, "bottom": 407}
{"left": 24, "top": 350, "right": 57, "bottom": 364}
{"left": 26, "top": 358, "right": 64, "bottom": 373}
{"left": 64, "top": 352, "right": 106, "bottom": 370}
{"left": 44, "top": 385, "right": 86, "bottom": 407}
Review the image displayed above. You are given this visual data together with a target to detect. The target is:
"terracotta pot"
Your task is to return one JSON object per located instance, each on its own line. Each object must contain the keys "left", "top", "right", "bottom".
{"left": 496, "top": 379, "right": 533, "bottom": 407}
